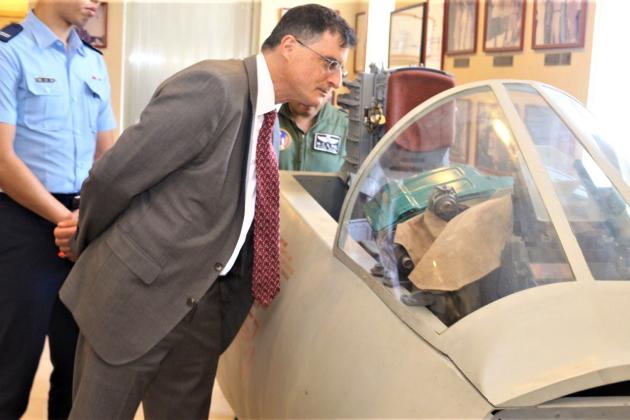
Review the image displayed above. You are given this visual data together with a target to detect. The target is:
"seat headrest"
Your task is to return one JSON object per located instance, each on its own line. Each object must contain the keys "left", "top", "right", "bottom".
{"left": 385, "top": 68, "right": 455, "bottom": 152}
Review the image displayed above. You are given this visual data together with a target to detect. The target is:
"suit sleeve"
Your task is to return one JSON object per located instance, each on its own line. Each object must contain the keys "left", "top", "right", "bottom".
{"left": 72, "top": 68, "right": 229, "bottom": 253}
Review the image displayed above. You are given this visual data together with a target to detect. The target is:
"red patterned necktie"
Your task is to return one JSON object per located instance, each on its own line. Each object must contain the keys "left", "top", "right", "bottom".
{"left": 252, "top": 111, "right": 280, "bottom": 307}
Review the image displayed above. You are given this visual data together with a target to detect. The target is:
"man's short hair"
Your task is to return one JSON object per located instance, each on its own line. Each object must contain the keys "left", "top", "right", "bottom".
{"left": 262, "top": 4, "right": 356, "bottom": 50}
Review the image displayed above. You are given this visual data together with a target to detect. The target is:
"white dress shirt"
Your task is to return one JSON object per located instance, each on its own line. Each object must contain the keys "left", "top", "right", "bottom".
{"left": 221, "top": 53, "right": 277, "bottom": 275}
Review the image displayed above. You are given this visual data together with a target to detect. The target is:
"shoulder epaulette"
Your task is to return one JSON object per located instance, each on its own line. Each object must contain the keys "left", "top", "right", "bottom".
{"left": 0, "top": 23, "right": 23, "bottom": 43}
{"left": 82, "top": 40, "right": 103, "bottom": 55}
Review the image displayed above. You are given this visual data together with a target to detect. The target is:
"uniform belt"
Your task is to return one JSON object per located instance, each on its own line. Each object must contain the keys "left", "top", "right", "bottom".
{"left": 0, "top": 192, "right": 79, "bottom": 209}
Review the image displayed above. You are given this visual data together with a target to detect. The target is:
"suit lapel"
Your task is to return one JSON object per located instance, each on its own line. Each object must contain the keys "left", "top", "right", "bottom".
{"left": 243, "top": 55, "right": 258, "bottom": 118}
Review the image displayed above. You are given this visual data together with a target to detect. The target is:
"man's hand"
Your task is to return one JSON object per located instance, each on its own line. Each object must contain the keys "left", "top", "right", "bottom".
{"left": 54, "top": 210, "right": 79, "bottom": 262}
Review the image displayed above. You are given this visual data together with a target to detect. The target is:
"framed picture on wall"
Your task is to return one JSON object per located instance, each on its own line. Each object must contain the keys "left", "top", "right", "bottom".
{"left": 484, "top": 0, "right": 526, "bottom": 52}
{"left": 388, "top": 4, "right": 425, "bottom": 68}
{"left": 354, "top": 12, "right": 367, "bottom": 73}
{"left": 81, "top": 1, "right": 107, "bottom": 48}
{"left": 424, "top": 0, "right": 445, "bottom": 69}
{"left": 445, "top": 0, "right": 478, "bottom": 55}
{"left": 532, "top": 0, "right": 587, "bottom": 49}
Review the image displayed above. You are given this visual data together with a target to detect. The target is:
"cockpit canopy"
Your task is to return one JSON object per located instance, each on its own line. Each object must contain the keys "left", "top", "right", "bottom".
{"left": 336, "top": 81, "right": 630, "bottom": 327}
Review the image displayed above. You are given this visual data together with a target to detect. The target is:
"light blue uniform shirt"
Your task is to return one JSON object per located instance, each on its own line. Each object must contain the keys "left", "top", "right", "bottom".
{"left": 0, "top": 11, "right": 116, "bottom": 193}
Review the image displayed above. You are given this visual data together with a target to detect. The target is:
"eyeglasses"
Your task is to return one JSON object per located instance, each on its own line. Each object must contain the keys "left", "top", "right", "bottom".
{"left": 296, "top": 38, "right": 346, "bottom": 77}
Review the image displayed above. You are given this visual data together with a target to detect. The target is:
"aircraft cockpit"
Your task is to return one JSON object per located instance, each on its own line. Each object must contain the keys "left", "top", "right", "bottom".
{"left": 335, "top": 81, "right": 630, "bottom": 327}
{"left": 219, "top": 80, "right": 630, "bottom": 417}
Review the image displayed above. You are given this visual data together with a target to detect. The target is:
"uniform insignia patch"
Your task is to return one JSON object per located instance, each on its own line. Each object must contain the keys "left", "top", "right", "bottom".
{"left": 313, "top": 133, "right": 341, "bottom": 155}
{"left": 0, "top": 23, "right": 23, "bottom": 43}
{"left": 280, "top": 129, "right": 292, "bottom": 151}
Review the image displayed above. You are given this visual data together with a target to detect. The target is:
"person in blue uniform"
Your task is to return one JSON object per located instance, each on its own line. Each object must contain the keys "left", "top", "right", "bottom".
{"left": 0, "top": 1, "right": 116, "bottom": 418}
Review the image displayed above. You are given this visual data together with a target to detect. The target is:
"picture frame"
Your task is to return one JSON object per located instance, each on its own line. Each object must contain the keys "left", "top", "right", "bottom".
{"left": 329, "top": 90, "right": 338, "bottom": 106}
{"left": 388, "top": 4, "right": 425, "bottom": 69}
{"left": 483, "top": 0, "right": 526, "bottom": 52}
{"left": 354, "top": 12, "right": 367, "bottom": 73}
{"left": 424, "top": 0, "right": 445, "bottom": 69}
{"left": 445, "top": 0, "right": 478, "bottom": 55}
{"left": 532, "top": 0, "right": 587, "bottom": 49}
{"left": 82, "top": 1, "right": 107, "bottom": 48}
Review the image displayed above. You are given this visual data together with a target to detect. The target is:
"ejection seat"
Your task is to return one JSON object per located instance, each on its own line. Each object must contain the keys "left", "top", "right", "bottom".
{"left": 381, "top": 67, "right": 455, "bottom": 172}
{"left": 371, "top": 67, "right": 457, "bottom": 287}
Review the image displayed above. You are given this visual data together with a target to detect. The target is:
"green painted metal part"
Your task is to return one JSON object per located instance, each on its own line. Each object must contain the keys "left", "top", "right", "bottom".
{"left": 364, "top": 164, "right": 513, "bottom": 231}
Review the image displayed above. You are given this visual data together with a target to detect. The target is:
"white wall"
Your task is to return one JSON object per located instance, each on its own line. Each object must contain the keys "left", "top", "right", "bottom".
{"left": 121, "top": 1, "right": 256, "bottom": 128}
{"left": 587, "top": 0, "right": 630, "bottom": 163}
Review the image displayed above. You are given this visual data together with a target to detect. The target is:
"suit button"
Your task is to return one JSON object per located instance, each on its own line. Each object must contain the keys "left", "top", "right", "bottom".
{"left": 186, "top": 297, "right": 197, "bottom": 307}
{"left": 214, "top": 262, "right": 223, "bottom": 272}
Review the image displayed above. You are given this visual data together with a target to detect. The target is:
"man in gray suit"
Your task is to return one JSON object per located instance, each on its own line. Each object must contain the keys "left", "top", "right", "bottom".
{"left": 53, "top": 4, "right": 355, "bottom": 419}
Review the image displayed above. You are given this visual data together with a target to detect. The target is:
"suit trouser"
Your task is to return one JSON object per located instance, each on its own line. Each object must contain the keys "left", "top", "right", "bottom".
{"left": 69, "top": 241, "right": 254, "bottom": 420}
{"left": 0, "top": 193, "right": 79, "bottom": 420}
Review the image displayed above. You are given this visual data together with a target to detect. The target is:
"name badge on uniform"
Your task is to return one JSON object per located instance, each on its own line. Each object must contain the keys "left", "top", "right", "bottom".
{"left": 35, "top": 77, "right": 56, "bottom": 83}
{"left": 313, "top": 133, "right": 341, "bottom": 155}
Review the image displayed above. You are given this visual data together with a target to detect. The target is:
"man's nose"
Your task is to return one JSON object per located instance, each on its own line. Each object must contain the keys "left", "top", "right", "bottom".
{"left": 328, "top": 69, "right": 342, "bottom": 89}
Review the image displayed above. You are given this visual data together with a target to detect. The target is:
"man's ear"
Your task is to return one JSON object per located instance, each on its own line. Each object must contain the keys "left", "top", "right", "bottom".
{"left": 278, "top": 34, "right": 298, "bottom": 60}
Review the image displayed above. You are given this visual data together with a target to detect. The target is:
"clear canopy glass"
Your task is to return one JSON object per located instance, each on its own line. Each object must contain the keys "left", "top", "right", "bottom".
{"left": 336, "top": 81, "right": 630, "bottom": 328}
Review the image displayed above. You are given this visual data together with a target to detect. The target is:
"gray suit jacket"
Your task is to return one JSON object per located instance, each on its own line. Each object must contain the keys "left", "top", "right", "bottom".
{"left": 60, "top": 55, "right": 260, "bottom": 365}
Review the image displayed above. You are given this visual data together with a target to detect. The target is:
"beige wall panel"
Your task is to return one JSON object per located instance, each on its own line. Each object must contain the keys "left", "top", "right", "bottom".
{"left": 443, "top": 0, "right": 596, "bottom": 103}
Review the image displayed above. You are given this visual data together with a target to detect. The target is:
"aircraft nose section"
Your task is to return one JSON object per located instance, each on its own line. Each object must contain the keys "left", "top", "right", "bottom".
{"left": 443, "top": 282, "right": 630, "bottom": 407}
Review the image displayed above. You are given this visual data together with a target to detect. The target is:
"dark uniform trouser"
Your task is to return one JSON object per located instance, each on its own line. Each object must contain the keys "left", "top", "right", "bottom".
{"left": 0, "top": 193, "right": 79, "bottom": 420}
{"left": 69, "top": 232, "right": 254, "bottom": 420}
